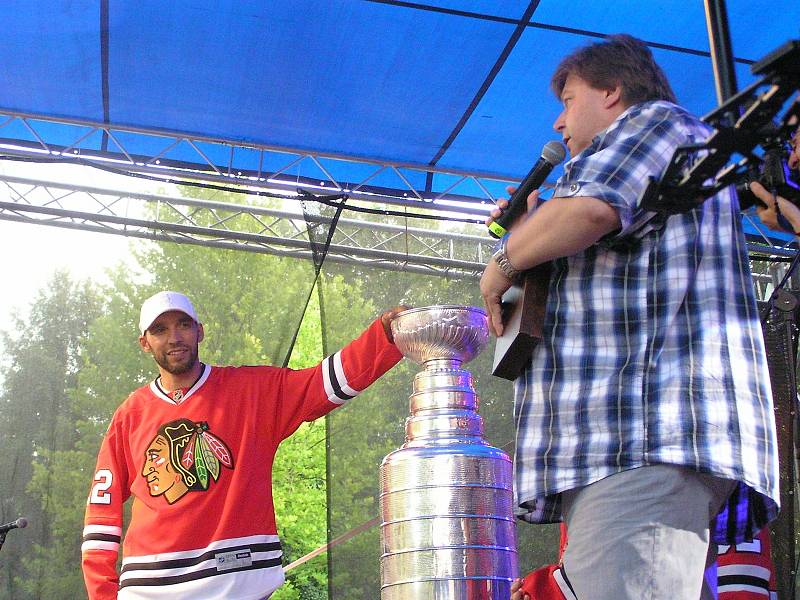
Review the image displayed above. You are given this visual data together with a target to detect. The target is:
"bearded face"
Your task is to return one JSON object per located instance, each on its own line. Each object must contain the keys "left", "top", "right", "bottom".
{"left": 139, "top": 311, "right": 203, "bottom": 378}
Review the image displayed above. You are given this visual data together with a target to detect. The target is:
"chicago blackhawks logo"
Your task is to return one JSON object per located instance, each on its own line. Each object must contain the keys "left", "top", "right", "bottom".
{"left": 141, "top": 419, "right": 234, "bottom": 504}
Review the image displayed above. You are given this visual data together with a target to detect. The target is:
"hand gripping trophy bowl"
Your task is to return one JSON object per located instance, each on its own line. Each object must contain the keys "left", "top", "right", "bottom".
{"left": 380, "top": 305, "right": 518, "bottom": 599}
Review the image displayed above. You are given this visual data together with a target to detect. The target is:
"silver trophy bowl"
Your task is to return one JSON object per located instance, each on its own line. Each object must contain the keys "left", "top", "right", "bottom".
{"left": 381, "top": 305, "right": 517, "bottom": 599}
{"left": 391, "top": 305, "right": 489, "bottom": 368}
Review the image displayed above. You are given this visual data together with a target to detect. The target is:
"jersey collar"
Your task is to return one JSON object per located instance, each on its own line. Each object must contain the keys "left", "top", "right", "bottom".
{"left": 150, "top": 363, "right": 212, "bottom": 405}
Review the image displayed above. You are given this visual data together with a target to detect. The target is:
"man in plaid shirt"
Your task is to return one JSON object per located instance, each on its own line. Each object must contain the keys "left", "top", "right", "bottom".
{"left": 480, "top": 35, "right": 779, "bottom": 599}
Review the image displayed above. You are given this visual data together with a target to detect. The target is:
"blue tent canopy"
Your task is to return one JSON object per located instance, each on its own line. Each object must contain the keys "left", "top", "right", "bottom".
{"left": 0, "top": 0, "right": 797, "bottom": 228}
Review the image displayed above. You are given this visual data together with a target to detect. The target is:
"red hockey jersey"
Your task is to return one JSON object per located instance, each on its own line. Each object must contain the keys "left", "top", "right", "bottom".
{"left": 81, "top": 319, "right": 402, "bottom": 600}
{"left": 717, "top": 528, "right": 777, "bottom": 599}
{"left": 519, "top": 524, "right": 574, "bottom": 599}
{"left": 519, "top": 564, "right": 575, "bottom": 599}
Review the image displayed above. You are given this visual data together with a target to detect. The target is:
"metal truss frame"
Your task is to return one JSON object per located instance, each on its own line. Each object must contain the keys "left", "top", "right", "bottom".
{"left": 0, "top": 110, "right": 515, "bottom": 220}
{"left": 0, "top": 169, "right": 795, "bottom": 299}
{"left": 0, "top": 104, "right": 796, "bottom": 295}
{"left": 0, "top": 172, "right": 497, "bottom": 281}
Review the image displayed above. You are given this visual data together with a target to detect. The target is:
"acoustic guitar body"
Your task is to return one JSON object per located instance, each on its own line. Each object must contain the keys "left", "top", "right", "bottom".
{"left": 491, "top": 263, "right": 551, "bottom": 381}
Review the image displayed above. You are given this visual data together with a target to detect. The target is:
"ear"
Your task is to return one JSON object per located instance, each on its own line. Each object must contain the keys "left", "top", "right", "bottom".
{"left": 139, "top": 334, "right": 152, "bottom": 354}
{"left": 603, "top": 86, "right": 622, "bottom": 109}
{"left": 197, "top": 323, "right": 205, "bottom": 344}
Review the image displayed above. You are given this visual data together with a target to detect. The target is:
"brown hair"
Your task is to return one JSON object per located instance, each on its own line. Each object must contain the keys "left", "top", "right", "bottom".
{"left": 551, "top": 34, "right": 677, "bottom": 106}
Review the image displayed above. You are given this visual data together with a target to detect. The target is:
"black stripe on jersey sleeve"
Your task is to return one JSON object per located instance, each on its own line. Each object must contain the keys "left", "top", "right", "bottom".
{"left": 717, "top": 574, "right": 769, "bottom": 590}
{"left": 83, "top": 532, "right": 121, "bottom": 544}
{"left": 327, "top": 354, "right": 355, "bottom": 401}
{"left": 119, "top": 558, "right": 282, "bottom": 588}
{"left": 120, "top": 541, "right": 282, "bottom": 573}
{"left": 558, "top": 565, "right": 577, "bottom": 596}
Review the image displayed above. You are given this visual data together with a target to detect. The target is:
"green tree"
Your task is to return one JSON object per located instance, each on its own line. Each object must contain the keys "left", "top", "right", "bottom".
{"left": 0, "top": 272, "right": 102, "bottom": 600}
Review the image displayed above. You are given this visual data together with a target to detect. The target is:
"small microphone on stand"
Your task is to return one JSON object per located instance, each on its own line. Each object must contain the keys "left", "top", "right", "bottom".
{"left": 488, "top": 140, "right": 567, "bottom": 239}
{"left": 0, "top": 517, "right": 28, "bottom": 553}
{"left": 0, "top": 517, "right": 27, "bottom": 534}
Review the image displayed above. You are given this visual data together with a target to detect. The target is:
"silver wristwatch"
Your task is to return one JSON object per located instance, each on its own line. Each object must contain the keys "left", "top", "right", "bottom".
{"left": 491, "top": 235, "right": 521, "bottom": 280}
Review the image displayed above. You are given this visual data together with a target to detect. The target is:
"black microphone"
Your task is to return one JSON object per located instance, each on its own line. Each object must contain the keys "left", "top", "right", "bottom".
{"left": 488, "top": 140, "right": 567, "bottom": 238}
{"left": 0, "top": 518, "right": 28, "bottom": 534}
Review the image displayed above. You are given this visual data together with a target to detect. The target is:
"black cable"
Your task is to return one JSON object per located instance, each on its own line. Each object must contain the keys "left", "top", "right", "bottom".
{"left": 750, "top": 253, "right": 798, "bottom": 264}
{"left": 792, "top": 537, "right": 799, "bottom": 600}
{"left": 281, "top": 190, "right": 348, "bottom": 368}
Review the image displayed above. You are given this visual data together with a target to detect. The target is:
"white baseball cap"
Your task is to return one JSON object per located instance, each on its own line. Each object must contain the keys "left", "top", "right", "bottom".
{"left": 139, "top": 291, "right": 199, "bottom": 335}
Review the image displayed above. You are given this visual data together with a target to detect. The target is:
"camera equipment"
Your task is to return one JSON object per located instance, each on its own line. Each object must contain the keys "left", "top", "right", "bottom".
{"left": 736, "top": 121, "right": 800, "bottom": 211}
{"left": 640, "top": 39, "right": 800, "bottom": 215}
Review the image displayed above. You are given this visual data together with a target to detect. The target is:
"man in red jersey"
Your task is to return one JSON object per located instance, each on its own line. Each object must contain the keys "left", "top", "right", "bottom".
{"left": 81, "top": 291, "right": 406, "bottom": 600}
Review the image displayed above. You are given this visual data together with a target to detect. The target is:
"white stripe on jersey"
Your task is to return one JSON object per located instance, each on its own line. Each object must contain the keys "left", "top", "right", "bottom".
{"left": 82, "top": 540, "right": 121, "bottom": 552}
{"left": 717, "top": 563, "right": 771, "bottom": 581}
{"left": 554, "top": 566, "right": 577, "bottom": 600}
{"left": 118, "top": 534, "right": 283, "bottom": 599}
{"left": 322, "top": 351, "right": 359, "bottom": 404}
{"left": 717, "top": 583, "right": 769, "bottom": 597}
{"left": 83, "top": 524, "right": 122, "bottom": 536}
{"left": 117, "top": 566, "right": 285, "bottom": 600}
{"left": 119, "top": 547, "right": 282, "bottom": 582}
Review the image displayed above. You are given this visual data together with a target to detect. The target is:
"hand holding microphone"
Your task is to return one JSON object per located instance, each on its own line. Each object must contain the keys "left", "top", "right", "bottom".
{"left": 488, "top": 141, "right": 566, "bottom": 238}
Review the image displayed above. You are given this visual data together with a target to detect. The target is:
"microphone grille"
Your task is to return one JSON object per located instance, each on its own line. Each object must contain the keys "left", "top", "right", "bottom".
{"left": 541, "top": 140, "right": 567, "bottom": 166}
{"left": 17, "top": 517, "right": 28, "bottom": 529}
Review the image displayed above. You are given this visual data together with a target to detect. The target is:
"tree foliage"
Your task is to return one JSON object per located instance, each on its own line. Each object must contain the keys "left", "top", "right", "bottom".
{"left": 0, "top": 272, "right": 102, "bottom": 600}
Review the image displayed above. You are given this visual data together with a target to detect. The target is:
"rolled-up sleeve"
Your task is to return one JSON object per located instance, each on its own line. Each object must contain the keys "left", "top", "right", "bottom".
{"left": 554, "top": 102, "right": 702, "bottom": 240}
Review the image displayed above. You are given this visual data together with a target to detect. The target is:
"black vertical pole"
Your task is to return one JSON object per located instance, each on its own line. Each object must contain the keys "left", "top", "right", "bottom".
{"left": 703, "top": 0, "right": 738, "bottom": 105}
{"left": 760, "top": 293, "right": 798, "bottom": 600}
{"left": 100, "top": 0, "right": 110, "bottom": 152}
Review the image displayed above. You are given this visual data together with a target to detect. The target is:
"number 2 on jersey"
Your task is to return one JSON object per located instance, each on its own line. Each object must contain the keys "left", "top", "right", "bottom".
{"left": 89, "top": 469, "right": 113, "bottom": 504}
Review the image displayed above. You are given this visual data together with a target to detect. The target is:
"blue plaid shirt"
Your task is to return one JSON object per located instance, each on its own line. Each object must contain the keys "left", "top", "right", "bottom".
{"left": 514, "top": 101, "right": 779, "bottom": 544}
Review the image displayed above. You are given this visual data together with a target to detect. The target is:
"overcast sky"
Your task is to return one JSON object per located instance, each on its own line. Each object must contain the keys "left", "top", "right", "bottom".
{"left": 0, "top": 160, "right": 152, "bottom": 333}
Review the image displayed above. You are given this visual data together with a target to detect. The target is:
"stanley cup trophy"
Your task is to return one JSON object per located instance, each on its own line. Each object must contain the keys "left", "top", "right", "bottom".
{"left": 380, "top": 305, "right": 518, "bottom": 599}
